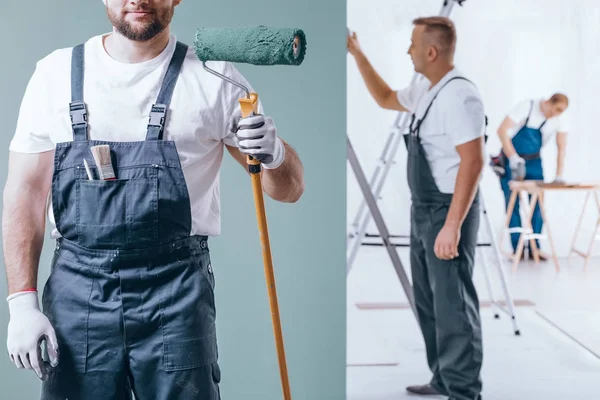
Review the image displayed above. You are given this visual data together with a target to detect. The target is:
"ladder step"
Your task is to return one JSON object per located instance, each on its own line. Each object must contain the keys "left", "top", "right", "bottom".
{"left": 364, "top": 233, "right": 408, "bottom": 238}
{"left": 362, "top": 240, "right": 492, "bottom": 248}
{"left": 362, "top": 242, "right": 409, "bottom": 248}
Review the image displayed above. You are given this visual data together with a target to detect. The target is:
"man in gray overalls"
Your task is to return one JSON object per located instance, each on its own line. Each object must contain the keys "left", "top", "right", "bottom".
{"left": 3, "top": 1, "right": 304, "bottom": 399}
{"left": 348, "top": 16, "right": 485, "bottom": 400}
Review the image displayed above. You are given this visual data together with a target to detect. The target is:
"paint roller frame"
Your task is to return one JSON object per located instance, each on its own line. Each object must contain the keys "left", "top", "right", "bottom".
{"left": 200, "top": 28, "right": 304, "bottom": 119}
{"left": 195, "top": 26, "right": 307, "bottom": 400}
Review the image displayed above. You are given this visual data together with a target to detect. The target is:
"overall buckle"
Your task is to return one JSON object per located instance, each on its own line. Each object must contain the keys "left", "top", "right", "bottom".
{"left": 148, "top": 103, "right": 167, "bottom": 132}
{"left": 69, "top": 101, "right": 88, "bottom": 127}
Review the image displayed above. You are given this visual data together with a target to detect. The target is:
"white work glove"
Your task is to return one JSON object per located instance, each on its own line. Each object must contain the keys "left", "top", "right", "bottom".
{"left": 229, "top": 114, "right": 285, "bottom": 169}
{"left": 553, "top": 175, "right": 565, "bottom": 184}
{"left": 508, "top": 154, "right": 526, "bottom": 180}
{"left": 6, "top": 291, "right": 59, "bottom": 381}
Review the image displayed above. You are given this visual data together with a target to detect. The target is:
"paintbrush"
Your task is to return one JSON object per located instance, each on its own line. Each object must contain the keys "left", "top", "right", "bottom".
{"left": 90, "top": 145, "right": 116, "bottom": 180}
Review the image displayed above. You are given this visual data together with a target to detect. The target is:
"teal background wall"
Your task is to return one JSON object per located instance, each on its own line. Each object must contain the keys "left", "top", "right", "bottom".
{"left": 0, "top": 1, "right": 346, "bottom": 399}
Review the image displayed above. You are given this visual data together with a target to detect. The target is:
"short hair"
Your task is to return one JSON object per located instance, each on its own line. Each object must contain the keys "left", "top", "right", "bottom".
{"left": 412, "top": 16, "right": 457, "bottom": 59}
{"left": 549, "top": 93, "right": 569, "bottom": 106}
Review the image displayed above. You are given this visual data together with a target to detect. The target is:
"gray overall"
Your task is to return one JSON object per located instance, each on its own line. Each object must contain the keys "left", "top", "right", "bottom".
{"left": 40, "top": 42, "right": 221, "bottom": 399}
{"left": 406, "top": 77, "right": 483, "bottom": 400}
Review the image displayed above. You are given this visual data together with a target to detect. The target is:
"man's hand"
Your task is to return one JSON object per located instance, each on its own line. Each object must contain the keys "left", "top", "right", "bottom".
{"left": 345, "top": 29, "right": 407, "bottom": 111}
{"left": 508, "top": 154, "right": 525, "bottom": 180}
{"left": 347, "top": 31, "right": 362, "bottom": 57}
{"left": 6, "top": 291, "right": 59, "bottom": 381}
{"left": 434, "top": 223, "right": 460, "bottom": 260}
{"left": 229, "top": 114, "right": 285, "bottom": 169}
{"left": 439, "top": 136, "right": 483, "bottom": 261}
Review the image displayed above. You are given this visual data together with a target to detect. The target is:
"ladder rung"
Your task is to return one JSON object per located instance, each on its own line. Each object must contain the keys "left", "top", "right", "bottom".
{"left": 362, "top": 242, "right": 409, "bottom": 248}
{"left": 362, "top": 241, "right": 493, "bottom": 248}
{"left": 364, "top": 233, "right": 408, "bottom": 239}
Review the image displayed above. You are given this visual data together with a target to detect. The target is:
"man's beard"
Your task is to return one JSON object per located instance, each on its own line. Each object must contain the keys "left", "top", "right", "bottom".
{"left": 107, "top": 6, "right": 174, "bottom": 41}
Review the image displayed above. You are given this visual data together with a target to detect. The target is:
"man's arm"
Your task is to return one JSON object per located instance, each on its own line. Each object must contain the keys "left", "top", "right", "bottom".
{"left": 446, "top": 138, "right": 484, "bottom": 228}
{"left": 555, "top": 131, "right": 567, "bottom": 178}
{"left": 352, "top": 52, "right": 406, "bottom": 111}
{"left": 497, "top": 116, "right": 518, "bottom": 157}
{"left": 445, "top": 91, "right": 486, "bottom": 227}
{"left": 2, "top": 150, "right": 54, "bottom": 295}
{"left": 226, "top": 139, "right": 304, "bottom": 203}
{"left": 434, "top": 88, "right": 486, "bottom": 260}
{"left": 347, "top": 33, "right": 407, "bottom": 112}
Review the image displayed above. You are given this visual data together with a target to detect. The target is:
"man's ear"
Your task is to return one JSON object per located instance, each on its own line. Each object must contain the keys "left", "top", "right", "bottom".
{"left": 428, "top": 45, "right": 437, "bottom": 62}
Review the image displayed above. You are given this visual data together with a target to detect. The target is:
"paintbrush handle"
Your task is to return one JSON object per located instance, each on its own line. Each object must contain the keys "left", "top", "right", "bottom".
{"left": 83, "top": 159, "right": 94, "bottom": 180}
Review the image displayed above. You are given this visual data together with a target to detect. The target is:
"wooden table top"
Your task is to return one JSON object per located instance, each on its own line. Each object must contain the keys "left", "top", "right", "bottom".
{"left": 508, "top": 180, "right": 600, "bottom": 191}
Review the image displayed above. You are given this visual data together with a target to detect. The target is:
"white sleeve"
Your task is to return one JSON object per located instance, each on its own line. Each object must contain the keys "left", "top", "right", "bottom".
{"left": 442, "top": 87, "right": 485, "bottom": 147}
{"left": 217, "top": 62, "right": 265, "bottom": 147}
{"left": 555, "top": 114, "right": 569, "bottom": 133}
{"left": 9, "top": 59, "right": 56, "bottom": 153}
{"left": 506, "top": 99, "right": 532, "bottom": 124}
{"left": 396, "top": 79, "right": 428, "bottom": 112}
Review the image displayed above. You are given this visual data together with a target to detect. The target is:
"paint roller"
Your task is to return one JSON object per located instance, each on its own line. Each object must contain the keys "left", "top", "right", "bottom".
{"left": 193, "top": 25, "right": 307, "bottom": 400}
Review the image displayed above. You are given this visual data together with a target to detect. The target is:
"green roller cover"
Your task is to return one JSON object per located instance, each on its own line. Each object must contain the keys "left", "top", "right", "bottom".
{"left": 194, "top": 25, "right": 306, "bottom": 66}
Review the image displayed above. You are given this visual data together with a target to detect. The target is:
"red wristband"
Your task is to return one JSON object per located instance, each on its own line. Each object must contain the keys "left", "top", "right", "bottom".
{"left": 20, "top": 288, "right": 37, "bottom": 293}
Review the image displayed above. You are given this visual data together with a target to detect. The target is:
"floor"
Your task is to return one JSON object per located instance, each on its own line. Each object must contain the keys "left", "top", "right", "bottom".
{"left": 346, "top": 243, "right": 600, "bottom": 400}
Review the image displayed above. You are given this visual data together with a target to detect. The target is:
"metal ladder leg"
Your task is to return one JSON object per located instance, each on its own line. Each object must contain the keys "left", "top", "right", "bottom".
{"left": 478, "top": 244, "right": 501, "bottom": 320}
{"left": 480, "top": 191, "right": 521, "bottom": 335}
{"left": 347, "top": 136, "right": 416, "bottom": 318}
{"left": 346, "top": 101, "right": 412, "bottom": 270}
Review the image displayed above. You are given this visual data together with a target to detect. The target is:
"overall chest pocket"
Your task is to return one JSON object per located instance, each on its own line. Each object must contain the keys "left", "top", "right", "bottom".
{"left": 75, "top": 165, "right": 159, "bottom": 248}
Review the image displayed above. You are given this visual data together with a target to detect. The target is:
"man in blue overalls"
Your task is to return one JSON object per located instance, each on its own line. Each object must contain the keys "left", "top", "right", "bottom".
{"left": 495, "top": 94, "right": 569, "bottom": 260}
{"left": 3, "top": 1, "right": 304, "bottom": 399}
{"left": 349, "top": 16, "right": 486, "bottom": 400}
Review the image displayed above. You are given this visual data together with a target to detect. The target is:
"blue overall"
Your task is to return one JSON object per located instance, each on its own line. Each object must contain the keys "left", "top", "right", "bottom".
{"left": 499, "top": 100, "right": 546, "bottom": 252}
{"left": 406, "top": 77, "right": 483, "bottom": 400}
{"left": 40, "top": 42, "right": 221, "bottom": 399}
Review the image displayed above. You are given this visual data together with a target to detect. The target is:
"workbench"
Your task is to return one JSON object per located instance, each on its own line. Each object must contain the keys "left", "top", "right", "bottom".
{"left": 500, "top": 180, "right": 600, "bottom": 272}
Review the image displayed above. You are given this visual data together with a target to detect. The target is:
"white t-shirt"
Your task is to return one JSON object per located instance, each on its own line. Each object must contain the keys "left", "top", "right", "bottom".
{"left": 10, "top": 33, "right": 263, "bottom": 238}
{"left": 506, "top": 98, "right": 568, "bottom": 147}
{"left": 396, "top": 67, "right": 486, "bottom": 194}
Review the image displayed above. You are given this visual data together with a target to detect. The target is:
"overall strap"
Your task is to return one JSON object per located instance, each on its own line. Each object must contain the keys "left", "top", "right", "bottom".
{"left": 70, "top": 44, "right": 88, "bottom": 142}
{"left": 537, "top": 99, "right": 547, "bottom": 129}
{"left": 410, "top": 76, "right": 473, "bottom": 137}
{"left": 538, "top": 119, "right": 547, "bottom": 130}
{"left": 146, "top": 41, "right": 189, "bottom": 141}
{"left": 523, "top": 100, "right": 534, "bottom": 127}
{"left": 525, "top": 99, "right": 547, "bottom": 130}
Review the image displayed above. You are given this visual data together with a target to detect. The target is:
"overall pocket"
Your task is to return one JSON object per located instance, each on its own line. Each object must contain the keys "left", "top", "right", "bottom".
{"left": 41, "top": 256, "right": 93, "bottom": 374}
{"left": 75, "top": 165, "right": 158, "bottom": 248}
{"left": 155, "top": 249, "right": 218, "bottom": 372}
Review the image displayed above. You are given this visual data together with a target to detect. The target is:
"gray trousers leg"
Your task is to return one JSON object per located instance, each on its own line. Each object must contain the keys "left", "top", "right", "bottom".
{"left": 410, "top": 202, "right": 483, "bottom": 400}
{"left": 410, "top": 210, "right": 447, "bottom": 396}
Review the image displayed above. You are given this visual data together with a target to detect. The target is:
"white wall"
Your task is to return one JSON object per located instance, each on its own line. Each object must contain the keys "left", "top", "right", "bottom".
{"left": 347, "top": 0, "right": 600, "bottom": 258}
